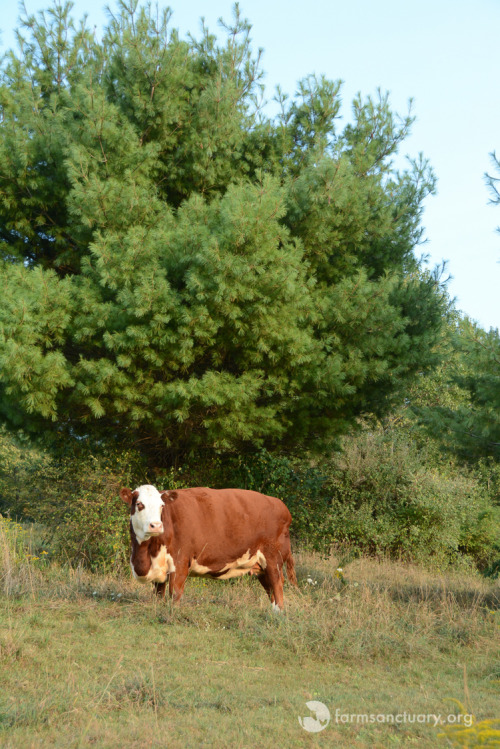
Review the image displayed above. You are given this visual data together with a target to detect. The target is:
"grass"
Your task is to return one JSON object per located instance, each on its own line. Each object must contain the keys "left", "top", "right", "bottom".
{"left": 0, "top": 517, "right": 499, "bottom": 748}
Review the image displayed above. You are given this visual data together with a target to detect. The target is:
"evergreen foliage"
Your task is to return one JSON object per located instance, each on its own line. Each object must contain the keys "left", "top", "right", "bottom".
{"left": 0, "top": 1, "right": 447, "bottom": 458}
{"left": 412, "top": 318, "right": 500, "bottom": 462}
{"left": 485, "top": 149, "right": 500, "bottom": 234}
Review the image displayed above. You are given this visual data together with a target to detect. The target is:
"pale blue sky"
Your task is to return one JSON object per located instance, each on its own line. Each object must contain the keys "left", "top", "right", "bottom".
{"left": 1, "top": 0, "right": 499, "bottom": 330}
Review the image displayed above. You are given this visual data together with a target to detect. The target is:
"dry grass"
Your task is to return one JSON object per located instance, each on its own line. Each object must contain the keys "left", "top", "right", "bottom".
{"left": 1, "top": 519, "right": 499, "bottom": 747}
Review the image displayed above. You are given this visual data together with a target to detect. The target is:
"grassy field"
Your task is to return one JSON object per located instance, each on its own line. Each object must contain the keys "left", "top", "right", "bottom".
{"left": 0, "top": 521, "right": 499, "bottom": 748}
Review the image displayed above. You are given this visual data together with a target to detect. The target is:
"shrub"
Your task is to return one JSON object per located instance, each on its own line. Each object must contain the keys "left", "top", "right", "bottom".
{"left": 0, "top": 430, "right": 145, "bottom": 571}
{"left": 220, "top": 451, "right": 333, "bottom": 553}
{"left": 325, "top": 430, "right": 500, "bottom": 569}
{"left": 154, "top": 450, "right": 333, "bottom": 553}
{"left": 1, "top": 427, "right": 498, "bottom": 573}
{"left": 55, "top": 454, "right": 139, "bottom": 572}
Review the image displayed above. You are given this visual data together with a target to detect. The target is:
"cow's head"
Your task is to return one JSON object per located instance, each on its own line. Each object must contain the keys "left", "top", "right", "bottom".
{"left": 120, "top": 484, "right": 169, "bottom": 544}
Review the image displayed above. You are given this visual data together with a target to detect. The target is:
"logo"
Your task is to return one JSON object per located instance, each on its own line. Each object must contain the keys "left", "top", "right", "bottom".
{"left": 299, "top": 701, "right": 331, "bottom": 733}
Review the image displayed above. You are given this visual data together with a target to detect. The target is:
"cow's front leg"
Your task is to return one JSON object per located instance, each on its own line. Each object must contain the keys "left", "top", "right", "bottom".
{"left": 168, "top": 561, "right": 188, "bottom": 603}
{"left": 154, "top": 581, "right": 166, "bottom": 599}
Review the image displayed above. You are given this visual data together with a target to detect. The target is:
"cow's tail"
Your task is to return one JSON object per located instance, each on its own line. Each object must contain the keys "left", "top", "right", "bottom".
{"left": 285, "top": 553, "right": 298, "bottom": 587}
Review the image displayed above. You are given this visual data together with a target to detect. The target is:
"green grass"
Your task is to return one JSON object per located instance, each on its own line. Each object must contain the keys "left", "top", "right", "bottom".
{"left": 0, "top": 520, "right": 499, "bottom": 747}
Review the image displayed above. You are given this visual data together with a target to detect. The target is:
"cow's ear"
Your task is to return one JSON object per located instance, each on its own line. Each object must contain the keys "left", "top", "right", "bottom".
{"left": 161, "top": 490, "right": 178, "bottom": 502}
{"left": 120, "top": 488, "right": 137, "bottom": 506}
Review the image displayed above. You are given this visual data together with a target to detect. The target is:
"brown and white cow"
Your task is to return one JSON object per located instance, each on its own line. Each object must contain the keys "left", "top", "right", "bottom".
{"left": 119, "top": 485, "right": 297, "bottom": 611}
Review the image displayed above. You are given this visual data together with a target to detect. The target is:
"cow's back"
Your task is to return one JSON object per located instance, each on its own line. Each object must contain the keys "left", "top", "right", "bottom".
{"left": 166, "top": 487, "right": 291, "bottom": 561}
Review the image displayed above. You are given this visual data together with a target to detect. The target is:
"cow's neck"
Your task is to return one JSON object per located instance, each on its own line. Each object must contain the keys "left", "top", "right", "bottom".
{"left": 131, "top": 531, "right": 164, "bottom": 577}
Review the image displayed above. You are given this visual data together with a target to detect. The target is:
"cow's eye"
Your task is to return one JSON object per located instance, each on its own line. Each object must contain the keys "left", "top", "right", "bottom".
{"left": 137, "top": 502, "right": 145, "bottom": 511}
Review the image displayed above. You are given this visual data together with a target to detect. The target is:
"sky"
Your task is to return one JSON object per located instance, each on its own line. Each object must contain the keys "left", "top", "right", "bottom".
{"left": 1, "top": 0, "right": 499, "bottom": 331}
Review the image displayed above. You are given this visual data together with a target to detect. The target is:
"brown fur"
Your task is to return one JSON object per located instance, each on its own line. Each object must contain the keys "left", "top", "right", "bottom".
{"left": 121, "top": 486, "right": 298, "bottom": 608}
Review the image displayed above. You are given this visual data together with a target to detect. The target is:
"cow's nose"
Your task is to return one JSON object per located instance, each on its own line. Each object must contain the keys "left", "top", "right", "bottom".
{"left": 149, "top": 522, "right": 163, "bottom": 531}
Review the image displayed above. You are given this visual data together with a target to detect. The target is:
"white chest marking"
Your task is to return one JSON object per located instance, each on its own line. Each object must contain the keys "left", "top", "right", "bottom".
{"left": 189, "top": 549, "right": 267, "bottom": 580}
{"left": 131, "top": 545, "right": 175, "bottom": 584}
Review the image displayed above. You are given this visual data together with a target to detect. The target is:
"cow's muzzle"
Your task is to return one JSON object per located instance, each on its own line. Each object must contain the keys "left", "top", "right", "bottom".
{"left": 148, "top": 522, "right": 163, "bottom": 535}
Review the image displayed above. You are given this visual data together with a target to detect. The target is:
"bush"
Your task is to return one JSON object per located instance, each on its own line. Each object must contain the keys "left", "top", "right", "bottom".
{"left": 1, "top": 427, "right": 498, "bottom": 574}
{"left": 216, "top": 451, "right": 333, "bottom": 553}
{"left": 196, "top": 438, "right": 500, "bottom": 571}
{"left": 152, "top": 450, "right": 333, "bottom": 553}
{"left": 0, "top": 430, "right": 145, "bottom": 571}
{"left": 55, "top": 454, "right": 140, "bottom": 572}
{"left": 325, "top": 430, "right": 500, "bottom": 570}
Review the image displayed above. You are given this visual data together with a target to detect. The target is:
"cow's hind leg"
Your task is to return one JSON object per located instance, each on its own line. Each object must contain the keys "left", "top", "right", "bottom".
{"left": 257, "top": 572, "right": 275, "bottom": 604}
{"left": 269, "top": 562, "right": 285, "bottom": 612}
{"left": 260, "top": 556, "right": 285, "bottom": 612}
{"left": 277, "top": 529, "right": 298, "bottom": 588}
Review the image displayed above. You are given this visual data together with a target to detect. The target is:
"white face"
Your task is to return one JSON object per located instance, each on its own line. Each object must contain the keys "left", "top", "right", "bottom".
{"left": 130, "top": 485, "right": 165, "bottom": 544}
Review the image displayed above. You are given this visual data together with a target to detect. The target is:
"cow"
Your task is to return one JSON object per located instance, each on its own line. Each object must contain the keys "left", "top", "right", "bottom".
{"left": 119, "top": 485, "right": 297, "bottom": 611}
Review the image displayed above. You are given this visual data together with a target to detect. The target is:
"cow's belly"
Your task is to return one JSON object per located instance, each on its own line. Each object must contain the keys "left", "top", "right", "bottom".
{"left": 189, "top": 549, "right": 267, "bottom": 580}
{"left": 131, "top": 545, "right": 175, "bottom": 584}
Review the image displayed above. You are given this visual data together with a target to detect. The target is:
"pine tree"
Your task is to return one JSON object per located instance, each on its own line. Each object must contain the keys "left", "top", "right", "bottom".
{"left": 413, "top": 318, "right": 500, "bottom": 462}
{"left": 485, "top": 150, "right": 500, "bottom": 243}
{"left": 0, "top": 2, "right": 446, "bottom": 460}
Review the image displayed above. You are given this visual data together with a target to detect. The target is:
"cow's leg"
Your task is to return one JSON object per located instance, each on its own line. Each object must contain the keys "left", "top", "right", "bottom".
{"left": 154, "top": 581, "right": 166, "bottom": 599}
{"left": 280, "top": 531, "right": 298, "bottom": 587}
{"left": 168, "top": 562, "right": 188, "bottom": 603}
{"left": 257, "top": 572, "right": 275, "bottom": 604}
{"left": 267, "top": 559, "right": 285, "bottom": 612}
{"left": 260, "top": 557, "right": 285, "bottom": 612}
